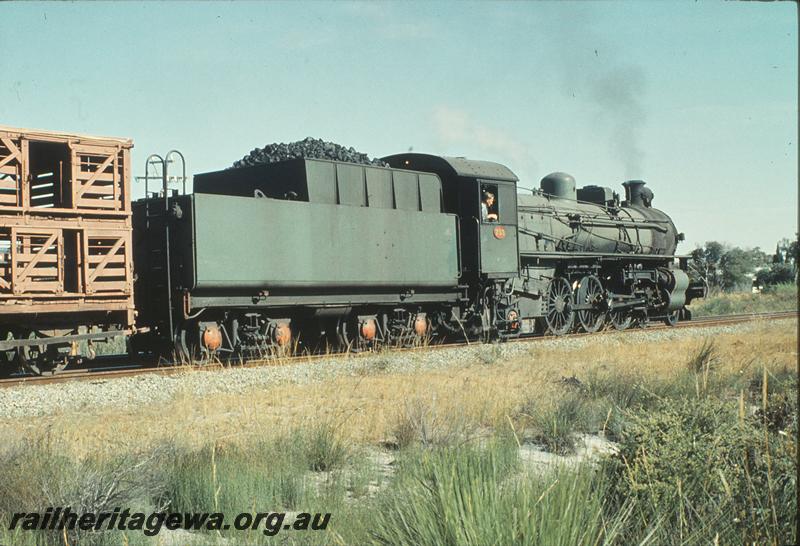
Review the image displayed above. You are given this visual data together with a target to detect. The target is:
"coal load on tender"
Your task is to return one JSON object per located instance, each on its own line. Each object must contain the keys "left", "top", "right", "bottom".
{"left": 232, "top": 137, "right": 389, "bottom": 168}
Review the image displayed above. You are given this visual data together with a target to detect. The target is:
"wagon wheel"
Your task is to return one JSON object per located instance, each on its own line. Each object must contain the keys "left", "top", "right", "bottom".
{"left": 0, "top": 330, "right": 16, "bottom": 368}
{"left": 18, "top": 331, "right": 66, "bottom": 375}
{"left": 663, "top": 310, "right": 679, "bottom": 327}
{"left": 576, "top": 275, "right": 606, "bottom": 333}
{"left": 608, "top": 310, "right": 633, "bottom": 331}
{"left": 545, "top": 277, "right": 574, "bottom": 336}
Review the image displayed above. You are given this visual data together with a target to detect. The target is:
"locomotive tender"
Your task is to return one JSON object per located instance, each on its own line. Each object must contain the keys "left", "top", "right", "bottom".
{"left": 0, "top": 126, "right": 705, "bottom": 372}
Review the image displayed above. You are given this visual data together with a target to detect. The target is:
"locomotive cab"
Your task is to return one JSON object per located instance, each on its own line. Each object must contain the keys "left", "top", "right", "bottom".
{"left": 382, "top": 153, "right": 520, "bottom": 281}
{"left": 475, "top": 179, "right": 519, "bottom": 277}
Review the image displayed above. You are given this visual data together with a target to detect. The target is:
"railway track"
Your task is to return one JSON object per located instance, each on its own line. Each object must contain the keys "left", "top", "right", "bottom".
{"left": 1, "top": 310, "right": 795, "bottom": 388}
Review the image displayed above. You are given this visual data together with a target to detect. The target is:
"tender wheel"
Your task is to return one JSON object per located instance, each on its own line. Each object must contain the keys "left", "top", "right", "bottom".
{"left": 576, "top": 275, "right": 606, "bottom": 333}
{"left": 174, "top": 324, "right": 193, "bottom": 364}
{"left": 412, "top": 313, "right": 431, "bottom": 346}
{"left": 663, "top": 310, "right": 679, "bottom": 327}
{"left": 175, "top": 321, "right": 226, "bottom": 364}
{"left": 336, "top": 318, "right": 354, "bottom": 350}
{"left": 383, "top": 311, "right": 429, "bottom": 348}
{"left": 267, "top": 321, "right": 293, "bottom": 356}
{"left": 337, "top": 316, "right": 378, "bottom": 352}
{"left": 545, "top": 277, "right": 574, "bottom": 335}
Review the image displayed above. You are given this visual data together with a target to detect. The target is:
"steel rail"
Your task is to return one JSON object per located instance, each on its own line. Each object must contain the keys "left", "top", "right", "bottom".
{"left": 0, "top": 311, "right": 795, "bottom": 388}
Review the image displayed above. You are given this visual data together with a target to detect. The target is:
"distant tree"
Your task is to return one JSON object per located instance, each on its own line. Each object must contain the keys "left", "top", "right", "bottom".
{"left": 704, "top": 241, "right": 726, "bottom": 265}
{"left": 755, "top": 263, "right": 795, "bottom": 286}
{"left": 757, "top": 235, "right": 799, "bottom": 287}
{"left": 772, "top": 236, "right": 799, "bottom": 266}
{"left": 749, "top": 247, "right": 771, "bottom": 269}
{"left": 691, "top": 241, "right": 726, "bottom": 289}
{"left": 692, "top": 242, "right": 771, "bottom": 292}
{"left": 719, "top": 247, "right": 764, "bottom": 291}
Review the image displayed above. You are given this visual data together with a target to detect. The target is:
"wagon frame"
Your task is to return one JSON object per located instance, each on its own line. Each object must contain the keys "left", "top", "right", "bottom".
{"left": 0, "top": 126, "right": 135, "bottom": 372}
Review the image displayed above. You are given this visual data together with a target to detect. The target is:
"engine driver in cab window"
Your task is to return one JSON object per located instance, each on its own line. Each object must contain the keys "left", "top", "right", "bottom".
{"left": 481, "top": 187, "right": 499, "bottom": 223}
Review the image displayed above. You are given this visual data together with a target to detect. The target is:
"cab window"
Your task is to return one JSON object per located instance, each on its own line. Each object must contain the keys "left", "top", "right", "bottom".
{"left": 480, "top": 183, "right": 499, "bottom": 223}
{"left": 496, "top": 183, "right": 517, "bottom": 223}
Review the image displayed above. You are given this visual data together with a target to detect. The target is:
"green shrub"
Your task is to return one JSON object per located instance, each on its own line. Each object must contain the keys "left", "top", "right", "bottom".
{"left": 603, "top": 395, "right": 797, "bottom": 545}
{"left": 689, "top": 283, "right": 797, "bottom": 317}
{"left": 686, "top": 338, "right": 717, "bottom": 374}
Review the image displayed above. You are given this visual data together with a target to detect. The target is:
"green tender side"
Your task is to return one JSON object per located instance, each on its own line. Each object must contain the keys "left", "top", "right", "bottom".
{"left": 191, "top": 193, "right": 459, "bottom": 289}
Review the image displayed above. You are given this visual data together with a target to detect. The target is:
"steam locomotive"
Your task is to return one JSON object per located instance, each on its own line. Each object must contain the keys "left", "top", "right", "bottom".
{"left": 0, "top": 127, "right": 705, "bottom": 373}
{"left": 132, "top": 153, "right": 705, "bottom": 361}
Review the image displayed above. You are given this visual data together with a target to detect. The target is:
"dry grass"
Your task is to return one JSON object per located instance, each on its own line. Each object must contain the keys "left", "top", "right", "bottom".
{"left": 1, "top": 319, "right": 795, "bottom": 458}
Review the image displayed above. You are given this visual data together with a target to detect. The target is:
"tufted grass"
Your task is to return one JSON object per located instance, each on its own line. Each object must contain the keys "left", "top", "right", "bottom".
{"left": 369, "top": 436, "right": 628, "bottom": 546}
{"left": 0, "top": 319, "right": 795, "bottom": 544}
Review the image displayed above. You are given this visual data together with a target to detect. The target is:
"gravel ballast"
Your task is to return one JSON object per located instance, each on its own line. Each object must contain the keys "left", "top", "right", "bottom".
{"left": 0, "top": 321, "right": 790, "bottom": 419}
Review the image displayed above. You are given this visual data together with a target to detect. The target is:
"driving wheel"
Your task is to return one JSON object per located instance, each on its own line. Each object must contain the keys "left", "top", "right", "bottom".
{"left": 545, "top": 277, "right": 574, "bottom": 335}
{"left": 576, "top": 275, "right": 606, "bottom": 333}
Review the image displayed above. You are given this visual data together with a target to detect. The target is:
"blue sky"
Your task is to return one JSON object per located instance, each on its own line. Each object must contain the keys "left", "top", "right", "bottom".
{"left": 1, "top": 1, "right": 796, "bottom": 251}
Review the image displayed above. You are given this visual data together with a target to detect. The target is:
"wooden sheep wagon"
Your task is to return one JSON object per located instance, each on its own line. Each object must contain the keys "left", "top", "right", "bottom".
{"left": 0, "top": 126, "right": 135, "bottom": 373}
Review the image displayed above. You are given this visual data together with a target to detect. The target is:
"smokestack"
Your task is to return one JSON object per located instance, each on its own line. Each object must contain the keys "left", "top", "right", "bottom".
{"left": 622, "top": 180, "right": 653, "bottom": 207}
